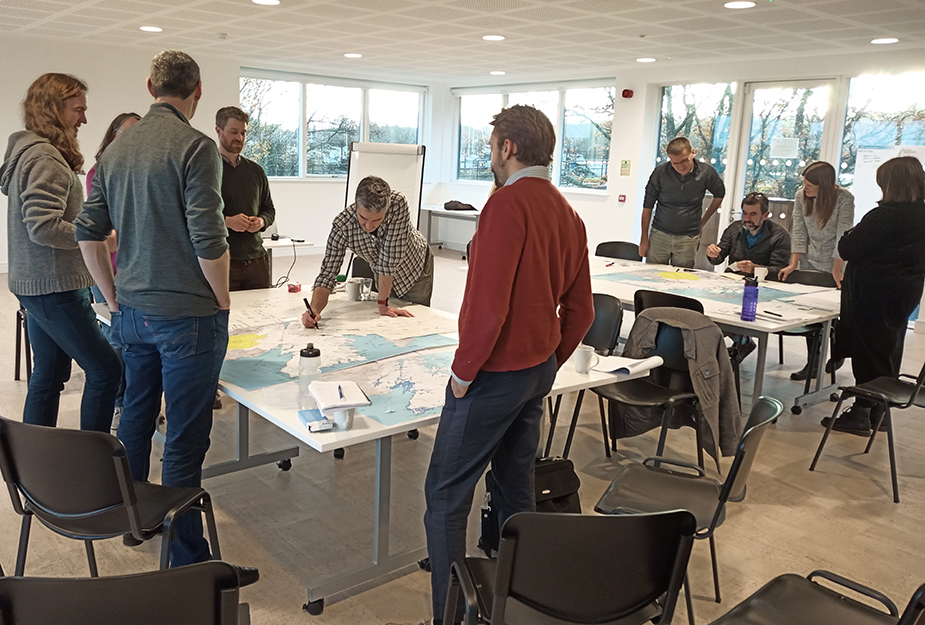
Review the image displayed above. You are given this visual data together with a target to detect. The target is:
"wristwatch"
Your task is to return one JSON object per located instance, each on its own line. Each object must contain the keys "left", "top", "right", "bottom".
{"left": 378, "top": 298, "right": 388, "bottom": 306}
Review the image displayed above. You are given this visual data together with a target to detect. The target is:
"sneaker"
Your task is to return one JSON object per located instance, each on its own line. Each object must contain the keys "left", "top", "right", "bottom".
{"left": 825, "top": 358, "right": 846, "bottom": 374}
{"left": 821, "top": 406, "right": 872, "bottom": 436}
{"left": 790, "top": 363, "right": 818, "bottom": 381}
{"left": 111, "top": 406, "right": 122, "bottom": 432}
{"left": 734, "top": 337, "right": 756, "bottom": 363}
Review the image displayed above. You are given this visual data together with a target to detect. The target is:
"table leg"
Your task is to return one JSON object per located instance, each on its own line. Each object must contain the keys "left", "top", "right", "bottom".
{"left": 792, "top": 319, "right": 838, "bottom": 411}
{"left": 202, "top": 402, "right": 300, "bottom": 479}
{"left": 751, "top": 333, "right": 768, "bottom": 402}
{"left": 305, "top": 436, "right": 428, "bottom": 605}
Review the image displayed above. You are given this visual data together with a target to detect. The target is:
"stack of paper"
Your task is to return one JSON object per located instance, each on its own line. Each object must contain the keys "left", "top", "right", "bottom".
{"left": 593, "top": 355, "right": 664, "bottom": 376}
{"left": 308, "top": 380, "right": 371, "bottom": 414}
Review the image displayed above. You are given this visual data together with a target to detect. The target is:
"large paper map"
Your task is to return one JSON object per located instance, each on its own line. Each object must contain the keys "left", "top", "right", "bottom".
{"left": 594, "top": 268, "right": 803, "bottom": 305}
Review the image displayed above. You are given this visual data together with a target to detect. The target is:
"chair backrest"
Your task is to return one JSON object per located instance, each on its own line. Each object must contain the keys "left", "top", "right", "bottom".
{"left": 649, "top": 323, "right": 689, "bottom": 373}
{"left": 782, "top": 269, "right": 837, "bottom": 288}
{"left": 491, "top": 510, "right": 696, "bottom": 625}
{"left": 0, "top": 561, "right": 240, "bottom": 625}
{"left": 898, "top": 580, "right": 925, "bottom": 625}
{"left": 349, "top": 254, "right": 375, "bottom": 280}
{"left": 0, "top": 416, "right": 129, "bottom": 521}
{"left": 596, "top": 241, "right": 642, "bottom": 261}
{"left": 583, "top": 294, "right": 624, "bottom": 356}
{"left": 635, "top": 290, "right": 704, "bottom": 315}
{"left": 719, "top": 396, "right": 784, "bottom": 505}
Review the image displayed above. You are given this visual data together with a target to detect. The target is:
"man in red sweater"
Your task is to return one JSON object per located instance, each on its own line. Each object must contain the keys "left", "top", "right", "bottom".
{"left": 423, "top": 105, "right": 594, "bottom": 624}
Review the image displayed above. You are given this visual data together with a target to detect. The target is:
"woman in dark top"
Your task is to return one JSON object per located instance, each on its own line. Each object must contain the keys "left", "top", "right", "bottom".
{"left": 827, "top": 156, "right": 925, "bottom": 434}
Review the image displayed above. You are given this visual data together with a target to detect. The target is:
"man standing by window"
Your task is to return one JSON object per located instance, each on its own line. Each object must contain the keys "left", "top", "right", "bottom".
{"left": 215, "top": 106, "right": 275, "bottom": 291}
{"left": 640, "top": 136, "right": 725, "bottom": 268}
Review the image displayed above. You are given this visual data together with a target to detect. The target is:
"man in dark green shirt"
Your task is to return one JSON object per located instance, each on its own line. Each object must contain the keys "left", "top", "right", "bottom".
{"left": 215, "top": 106, "right": 276, "bottom": 290}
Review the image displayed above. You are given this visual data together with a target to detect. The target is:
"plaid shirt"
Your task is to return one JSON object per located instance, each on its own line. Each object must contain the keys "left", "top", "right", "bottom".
{"left": 314, "top": 191, "right": 428, "bottom": 298}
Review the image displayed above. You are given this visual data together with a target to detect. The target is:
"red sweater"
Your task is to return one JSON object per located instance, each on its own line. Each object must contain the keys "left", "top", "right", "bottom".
{"left": 452, "top": 177, "right": 594, "bottom": 381}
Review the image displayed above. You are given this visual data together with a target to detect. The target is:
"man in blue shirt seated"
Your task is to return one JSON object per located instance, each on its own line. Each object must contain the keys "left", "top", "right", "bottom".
{"left": 706, "top": 191, "right": 791, "bottom": 279}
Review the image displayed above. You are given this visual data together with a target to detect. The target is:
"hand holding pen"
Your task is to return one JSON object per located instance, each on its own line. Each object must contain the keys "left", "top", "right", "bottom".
{"left": 302, "top": 297, "right": 320, "bottom": 329}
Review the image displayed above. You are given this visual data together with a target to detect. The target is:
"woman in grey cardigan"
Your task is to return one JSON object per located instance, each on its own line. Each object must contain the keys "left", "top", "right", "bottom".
{"left": 778, "top": 161, "right": 855, "bottom": 381}
{"left": 0, "top": 73, "right": 119, "bottom": 431}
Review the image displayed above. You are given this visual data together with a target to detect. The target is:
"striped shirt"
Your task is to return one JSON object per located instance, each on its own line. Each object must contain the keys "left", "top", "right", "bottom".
{"left": 313, "top": 190, "right": 428, "bottom": 298}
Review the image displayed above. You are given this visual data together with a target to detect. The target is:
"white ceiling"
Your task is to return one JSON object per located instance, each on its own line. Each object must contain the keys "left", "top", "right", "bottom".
{"left": 2, "top": 0, "right": 924, "bottom": 86}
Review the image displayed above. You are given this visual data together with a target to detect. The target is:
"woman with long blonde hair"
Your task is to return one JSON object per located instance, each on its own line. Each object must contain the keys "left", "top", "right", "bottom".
{"left": 0, "top": 73, "right": 119, "bottom": 431}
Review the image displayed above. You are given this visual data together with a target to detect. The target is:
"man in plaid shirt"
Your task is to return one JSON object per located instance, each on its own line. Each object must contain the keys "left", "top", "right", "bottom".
{"left": 302, "top": 175, "right": 433, "bottom": 327}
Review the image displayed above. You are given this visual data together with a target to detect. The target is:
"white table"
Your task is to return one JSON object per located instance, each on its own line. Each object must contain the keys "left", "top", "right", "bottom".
{"left": 420, "top": 204, "right": 479, "bottom": 257}
{"left": 588, "top": 258, "right": 841, "bottom": 412}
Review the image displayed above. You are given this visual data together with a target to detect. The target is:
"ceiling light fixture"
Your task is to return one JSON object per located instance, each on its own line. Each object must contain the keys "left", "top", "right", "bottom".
{"left": 724, "top": 1, "right": 756, "bottom": 8}
{"left": 252, "top": 0, "right": 280, "bottom": 5}
{"left": 482, "top": 34, "right": 505, "bottom": 41}
{"left": 139, "top": 25, "right": 162, "bottom": 32}
{"left": 490, "top": 70, "right": 506, "bottom": 75}
{"left": 344, "top": 53, "right": 362, "bottom": 58}
{"left": 636, "top": 57, "right": 656, "bottom": 63}
{"left": 871, "top": 37, "right": 899, "bottom": 44}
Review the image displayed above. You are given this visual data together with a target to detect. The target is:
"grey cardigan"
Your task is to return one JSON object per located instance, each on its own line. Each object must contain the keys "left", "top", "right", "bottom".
{"left": 1, "top": 130, "right": 93, "bottom": 296}
{"left": 620, "top": 307, "right": 743, "bottom": 461}
{"left": 791, "top": 186, "right": 855, "bottom": 271}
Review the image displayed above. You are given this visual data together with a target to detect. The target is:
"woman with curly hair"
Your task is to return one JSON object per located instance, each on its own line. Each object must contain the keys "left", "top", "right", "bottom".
{"left": 0, "top": 73, "right": 119, "bottom": 431}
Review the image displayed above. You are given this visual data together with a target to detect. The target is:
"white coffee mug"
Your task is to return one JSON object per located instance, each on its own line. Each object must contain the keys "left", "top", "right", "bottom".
{"left": 574, "top": 345, "right": 599, "bottom": 374}
{"left": 345, "top": 278, "right": 362, "bottom": 301}
{"left": 331, "top": 408, "right": 355, "bottom": 429}
{"left": 754, "top": 266, "right": 769, "bottom": 282}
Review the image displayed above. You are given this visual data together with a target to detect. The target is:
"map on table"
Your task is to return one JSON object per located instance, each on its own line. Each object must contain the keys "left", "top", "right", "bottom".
{"left": 221, "top": 319, "right": 457, "bottom": 391}
{"left": 593, "top": 269, "right": 804, "bottom": 304}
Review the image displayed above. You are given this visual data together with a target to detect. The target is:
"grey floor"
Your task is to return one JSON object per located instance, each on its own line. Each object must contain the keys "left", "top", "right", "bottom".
{"left": 1, "top": 248, "right": 923, "bottom": 624}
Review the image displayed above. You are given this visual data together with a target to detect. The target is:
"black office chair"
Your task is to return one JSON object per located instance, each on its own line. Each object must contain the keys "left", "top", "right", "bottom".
{"left": 545, "top": 293, "right": 624, "bottom": 459}
{"left": 14, "top": 306, "right": 32, "bottom": 382}
{"left": 445, "top": 510, "right": 696, "bottom": 625}
{"left": 0, "top": 561, "right": 242, "bottom": 625}
{"left": 348, "top": 254, "right": 375, "bottom": 280}
{"left": 596, "top": 241, "right": 643, "bottom": 262}
{"left": 596, "top": 396, "right": 783, "bottom": 618}
{"left": 810, "top": 359, "right": 925, "bottom": 504}
{"left": 634, "top": 289, "right": 704, "bottom": 315}
{"left": 0, "top": 416, "right": 221, "bottom": 576}
{"left": 708, "top": 570, "right": 925, "bottom": 625}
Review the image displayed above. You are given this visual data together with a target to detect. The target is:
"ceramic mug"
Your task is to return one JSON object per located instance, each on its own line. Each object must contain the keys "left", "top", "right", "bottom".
{"left": 345, "top": 278, "right": 363, "bottom": 301}
{"left": 754, "top": 266, "right": 769, "bottom": 282}
{"left": 574, "top": 345, "right": 600, "bottom": 374}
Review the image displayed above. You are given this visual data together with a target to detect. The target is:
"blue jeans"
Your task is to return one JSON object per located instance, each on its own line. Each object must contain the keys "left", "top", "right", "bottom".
{"left": 90, "top": 285, "right": 125, "bottom": 409}
{"left": 423, "top": 354, "right": 557, "bottom": 621}
{"left": 16, "top": 289, "right": 120, "bottom": 432}
{"left": 110, "top": 305, "right": 229, "bottom": 567}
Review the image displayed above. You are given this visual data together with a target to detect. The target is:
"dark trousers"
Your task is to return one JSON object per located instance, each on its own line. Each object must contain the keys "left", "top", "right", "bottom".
{"left": 229, "top": 252, "right": 271, "bottom": 291}
{"left": 423, "top": 354, "right": 557, "bottom": 621}
{"left": 16, "top": 289, "right": 120, "bottom": 431}
{"left": 851, "top": 318, "right": 907, "bottom": 411}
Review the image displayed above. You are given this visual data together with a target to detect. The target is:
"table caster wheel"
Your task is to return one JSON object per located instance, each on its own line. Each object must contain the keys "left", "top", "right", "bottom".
{"left": 277, "top": 459, "right": 292, "bottom": 471}
{"left": 408, "top": 429, "right": 419, "bottom": 440}
{"left": 333, "top": 448, "right": 345, "bottom": 459}
{"left": 303, "top": 599, "right": 324, "bottom": 615}
{"left": 418, "top": 557, "right": 431, "bottom": 572}
{"left": 791, "top": 405, "right": 802, "bottom": 415}
{"left": 830, "top": 393, "right": 840, "bottom": 402}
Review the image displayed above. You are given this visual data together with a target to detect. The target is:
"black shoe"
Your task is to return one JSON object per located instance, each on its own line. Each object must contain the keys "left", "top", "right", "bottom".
{"left": 790, "top": 363, "right": 818, "bottom": 381}
{"left": 821, "top": 406, "right": 872, "bottom": 436}
{"left": 825, "top": 358, "right": 846, "bottom": 374}
{"left": 230, "top": 564, "right": 260, "bottom": 587}
{"left": 735, "top": 338, "right": 756, "bottom": 362}
{"left": 123, "top": 534, "right": 144, "bottom": 547}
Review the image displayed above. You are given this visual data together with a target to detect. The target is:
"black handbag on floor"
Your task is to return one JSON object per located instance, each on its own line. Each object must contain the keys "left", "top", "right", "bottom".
{"left": 478, "top": 457, "right": 581, "bottom": 557}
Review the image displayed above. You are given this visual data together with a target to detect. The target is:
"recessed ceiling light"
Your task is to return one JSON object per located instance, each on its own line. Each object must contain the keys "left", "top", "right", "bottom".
{"left": 636, "top": 57, "right": 656, "bottom": 63}
{"left": 490, "top": 70, "right": 506, "bottom": 75}
{"left": 139, "top": 25, "right": 162, "bottom": 32}
{"left": 344, "top": 53, "right": 362, "bottom": 58}
{"left": 252, "top": 0, "right": 280, "bottom": 4}
{"left": 871, "top": 37, "right": 899, "bottom": 44}
{"left": 482, "top": 34, "right": 505, "bottom": 41}
{"left": 724, "top": 1, "right": 756, "bottom": 8}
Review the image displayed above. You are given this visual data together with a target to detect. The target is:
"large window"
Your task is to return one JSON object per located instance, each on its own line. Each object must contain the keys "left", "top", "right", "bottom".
{"left": 239, "top": 74, "right": 423, "bottom": 178}
{"left": 657, "top": 83, "right": 735, "bottom": 178}
{"left": 839, "top": 72, "right": 925, "bottom": 188}
{"left": 456, "top": 85, "right": 614, "bottom": 190}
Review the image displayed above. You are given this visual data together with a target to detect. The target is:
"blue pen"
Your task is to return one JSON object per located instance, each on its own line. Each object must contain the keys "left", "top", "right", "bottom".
{"left": 338, "top": 385, "right": 344, "bottom": 399}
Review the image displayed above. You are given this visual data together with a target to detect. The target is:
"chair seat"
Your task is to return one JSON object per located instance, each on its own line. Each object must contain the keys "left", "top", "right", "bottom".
{"left": 850, "top": 377, "right": 925, "bottom": 408}
{"left": 591, "top": 378, "right": 695, "bottom": 408}
{"left": 778, "top": 323, "right": 821, "bottom": 337}
{"left": 27, "top": 482, "right": 206, "bottom": 540}
{"left": 709, "top": 574, "right": 898, "bottom": 624}
{"left": 464, "top": 557, "right": 498, "bottom": 622}
{"left": 594, "top": 463, "right": 723, "bottom": 532}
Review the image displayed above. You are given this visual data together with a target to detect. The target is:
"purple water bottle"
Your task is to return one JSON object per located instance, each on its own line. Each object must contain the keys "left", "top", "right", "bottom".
{"left": 741, "top": 277, "right": 759, "bottom": 321}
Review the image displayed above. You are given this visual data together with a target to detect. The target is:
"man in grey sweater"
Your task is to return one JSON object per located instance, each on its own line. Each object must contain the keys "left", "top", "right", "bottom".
{"left": 75, "top": 51, "right": 255, "bottom": 584}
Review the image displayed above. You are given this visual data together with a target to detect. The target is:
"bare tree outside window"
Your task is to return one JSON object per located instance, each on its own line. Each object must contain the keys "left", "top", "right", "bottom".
{"left": 561, "top": 87, "right": 613, "bottom": 189}
{"left": 657, "top": 83, "right": 735, "bottom": 179}
{"left": 458, "top": 94, "right": 501, "bottom": 182}
{"left": 305, "top": 84, "right": 361, "bottom": 176}
{"left": 239, "top": 77, "right": 300, "bottom": 177}
{"left": 369, "top": 89, "right": 420, "bottom": 145}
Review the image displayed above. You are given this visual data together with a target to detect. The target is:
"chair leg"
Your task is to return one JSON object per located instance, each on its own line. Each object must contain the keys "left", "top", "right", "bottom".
{"left": 683, "top": 574, "right": 695, "bottom": 625}
{"left": 160, "top": 520, "right": 175, "bottom": 570}
{"left": 694, "top": 410, "right": 707, "bottom": 472}
{"left": 655, "top": 406, "right": 671, "bottom": 457}
{"left": 24, "top": 316, "right": 32, "bottom": 382}
{"left": 885, "top": 408, "right": 900, "bottom": 504}
{"left": 15, "top": 309, "right": 22, "bottom": 381}
{"left": 598, "top": 402, "right": 611, "bottom": 458}
{"left": 444, "top": 567, "right": 461, "bottom": 625}
{"left": 201, "top": 494, "right": 222, "bottom": 561}
{"left": 810, "top": 395, "right": 845, "bottom": 471}
{"left": 543, "top": 395, "right": 563, "bottom": 457}
{"left": 864, "top": 409, "right": 882, "bottom": 454}
{"left": 778, "top": 333, "right": 784, "bottom": 365}
{"left": 15, "top": 514, "right": 32, "bottom": 576}
{"left": 602, "top": 396, "right": 617, "bottom": 452}
{"left": 85, "top": 540, "right": 99, "bottom": 577}
{"left": 709, "top": 535, "right": 721, "bottom": 603}
{"left": 561, "top": 390, "right": 585, "bottom": 460}
{"left": 804, "top": 331, "right": 822, "bottom": 396}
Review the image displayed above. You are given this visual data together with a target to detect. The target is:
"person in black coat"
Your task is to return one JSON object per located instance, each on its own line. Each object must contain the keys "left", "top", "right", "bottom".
{"left": 827, "top": 156, "right": 925, "bottom": 434}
